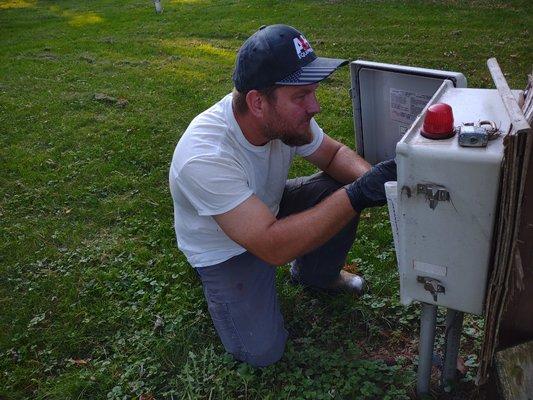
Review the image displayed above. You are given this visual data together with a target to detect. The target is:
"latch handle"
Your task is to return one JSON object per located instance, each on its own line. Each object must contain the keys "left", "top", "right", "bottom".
{"left": 417, "top": 184, "right": 450, "bottom": 210}
{"left": 417, "top": 276, "right": 446, "bottom": 302}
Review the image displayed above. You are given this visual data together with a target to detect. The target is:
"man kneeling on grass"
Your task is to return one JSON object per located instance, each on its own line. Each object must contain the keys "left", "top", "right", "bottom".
{"left": 169, "top": 24, "right": 396, "bottom": 367}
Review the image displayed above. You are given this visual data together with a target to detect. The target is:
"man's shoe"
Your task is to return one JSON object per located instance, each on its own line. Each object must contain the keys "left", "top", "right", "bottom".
{"left": 289, "top": 263, "right": 365, "bottom": 296}
{"left": 325, "top": 270, "right": 365, "bottom": 295}
{"left": 289, "top": 262, "right": 300, "bottom": 286}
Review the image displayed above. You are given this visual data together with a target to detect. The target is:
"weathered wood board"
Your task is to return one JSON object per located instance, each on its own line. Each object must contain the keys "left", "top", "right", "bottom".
{"left": 495, "top": 340, "right": 533, "bottom": 400}
{"left": 477, "top": 63, "right": 533, "bottom": 385}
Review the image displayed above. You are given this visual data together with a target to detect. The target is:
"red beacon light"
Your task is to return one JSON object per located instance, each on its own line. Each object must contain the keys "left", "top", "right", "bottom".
{"left": 421, "top": 103, "right": 456, "bottom": 140}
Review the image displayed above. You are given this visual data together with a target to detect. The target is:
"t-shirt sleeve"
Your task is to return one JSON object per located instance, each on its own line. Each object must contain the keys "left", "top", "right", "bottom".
{"left": 176, "top": 155, "right": 253, "bottom": 216}
{"left": 295, "top": 118, "right": 325, "bottom": 157}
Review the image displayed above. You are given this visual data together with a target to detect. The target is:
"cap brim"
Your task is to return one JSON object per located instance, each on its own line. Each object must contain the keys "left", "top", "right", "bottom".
{"left": 275, "top": 57, "right": 348, "bottom": 86}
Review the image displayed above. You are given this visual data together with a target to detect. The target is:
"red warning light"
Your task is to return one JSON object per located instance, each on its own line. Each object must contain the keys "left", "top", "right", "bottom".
{"left": 421, "top": 103, "right": 456, "bottom": 140}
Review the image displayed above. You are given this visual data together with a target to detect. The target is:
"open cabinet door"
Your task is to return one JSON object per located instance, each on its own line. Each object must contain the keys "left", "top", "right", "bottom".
{"left": 350, "top": 60, "right": 466, "bottom": 165}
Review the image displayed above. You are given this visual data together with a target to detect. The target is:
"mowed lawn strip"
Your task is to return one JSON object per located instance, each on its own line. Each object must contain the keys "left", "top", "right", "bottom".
{"left": 0, "top": 0, "right": 531, "bottom": 398}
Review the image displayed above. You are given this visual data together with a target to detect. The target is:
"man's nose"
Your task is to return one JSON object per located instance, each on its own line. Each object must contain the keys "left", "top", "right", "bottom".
{"left": 307, "top": 94, "right": 321, "bottom": 115}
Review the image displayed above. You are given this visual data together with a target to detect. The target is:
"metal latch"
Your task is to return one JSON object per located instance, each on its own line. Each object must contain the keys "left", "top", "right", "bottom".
{"left": 417, "top": 276, "right": 445, "bottom": 302}
{"left": 417, "top": 184, "right": 450, "bottom": 210}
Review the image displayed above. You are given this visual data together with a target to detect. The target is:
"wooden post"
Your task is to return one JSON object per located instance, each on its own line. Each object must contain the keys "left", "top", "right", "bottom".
{"left": 477, "top": 60, "right": 533, "bottom": 386}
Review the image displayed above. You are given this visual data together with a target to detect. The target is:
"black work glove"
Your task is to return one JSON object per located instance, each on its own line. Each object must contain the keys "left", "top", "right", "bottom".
{"left": 345, "top": 159, "right": 397, "bottom": 213}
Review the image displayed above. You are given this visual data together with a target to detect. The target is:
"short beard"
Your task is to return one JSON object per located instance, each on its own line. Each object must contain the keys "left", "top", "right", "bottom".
{"left": 278, "top": 128, "right": 313, "bottom": 146}
{"left": 262, "top": 110, "right": 313, "bottom": 147}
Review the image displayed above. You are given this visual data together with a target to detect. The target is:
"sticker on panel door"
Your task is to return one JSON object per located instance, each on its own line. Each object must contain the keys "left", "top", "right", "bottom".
{"left": 399, "top": 124, "right": 410, "bottom": 138}
{"left": 413, "top": 260, "right": 447, "bottom": 277}
{"left": 390, "top": 89, "right": 432, "bottom": 125}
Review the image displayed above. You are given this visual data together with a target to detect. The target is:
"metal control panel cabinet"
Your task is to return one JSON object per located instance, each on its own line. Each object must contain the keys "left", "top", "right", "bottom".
{"left": 350, "top": 60, "right": 466, "bottom": 165}
{"left": 393, "top": 81, "right": 521, "bottom": 315}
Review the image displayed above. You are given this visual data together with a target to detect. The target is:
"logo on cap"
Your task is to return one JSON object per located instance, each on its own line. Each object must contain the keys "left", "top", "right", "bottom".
{"left": 293, "top": 35, "right": 313, "bottom": 59}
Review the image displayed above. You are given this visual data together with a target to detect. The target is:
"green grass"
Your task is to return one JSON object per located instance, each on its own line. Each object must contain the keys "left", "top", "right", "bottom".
{"left": 0, "top": 0, "right": 531, "bottom": 398}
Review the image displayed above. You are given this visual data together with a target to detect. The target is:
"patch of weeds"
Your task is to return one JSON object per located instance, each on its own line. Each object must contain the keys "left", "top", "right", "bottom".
{"left": 168, "top": 348, "right": 249, "bottom": 399}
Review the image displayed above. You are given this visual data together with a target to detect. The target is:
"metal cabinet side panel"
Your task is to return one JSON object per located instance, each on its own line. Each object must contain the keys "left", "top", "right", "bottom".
{"left": 396, "top": 87, "right": 514, "bottom": 315}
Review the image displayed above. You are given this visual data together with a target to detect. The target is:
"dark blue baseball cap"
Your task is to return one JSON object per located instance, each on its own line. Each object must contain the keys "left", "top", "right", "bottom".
{"left": 232, "top": 24, "right": 348, "bottom": 92}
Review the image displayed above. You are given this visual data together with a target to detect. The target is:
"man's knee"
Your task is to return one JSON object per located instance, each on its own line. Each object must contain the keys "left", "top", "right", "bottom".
{"left": 198, "top": 253, "right": 287, "bottom": 367}
{"left": 302, "top": 172, "right": 345, "bottom": 198}
{"left": 239, "top": 326, "right": 288, "bottom": 367}
{"left": 279, "top": 172, "right": 346, "bottom": 217}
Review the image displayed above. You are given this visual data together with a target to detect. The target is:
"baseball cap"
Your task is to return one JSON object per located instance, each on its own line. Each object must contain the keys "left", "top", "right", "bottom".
{"left": 232, "top": 24, "right": 348, "bottom": 92}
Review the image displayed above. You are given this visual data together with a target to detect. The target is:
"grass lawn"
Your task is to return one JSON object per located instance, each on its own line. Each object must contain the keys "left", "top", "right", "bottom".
{"left": 0, "top": 0, "right": 531, "bottom": 398}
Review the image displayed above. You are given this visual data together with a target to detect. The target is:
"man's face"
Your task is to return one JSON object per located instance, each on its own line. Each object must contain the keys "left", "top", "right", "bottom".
{"left": 261, "top": 83, "right": 321, "bottom": 146}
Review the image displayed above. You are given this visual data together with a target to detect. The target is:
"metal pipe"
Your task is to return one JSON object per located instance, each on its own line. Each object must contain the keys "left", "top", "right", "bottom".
{"left": 442, "top": 309, "right": 464, "bottom": 391}
{"left": 417, "top": 303, "right": 438, "bottom": 397}
{"left": 154, "top": 0, "right": 163, "bottom": 13}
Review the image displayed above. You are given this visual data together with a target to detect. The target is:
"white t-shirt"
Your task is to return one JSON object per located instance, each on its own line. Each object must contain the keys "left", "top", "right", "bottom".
{"left": 169, "top": 93, "right": 324, "bottom": 268}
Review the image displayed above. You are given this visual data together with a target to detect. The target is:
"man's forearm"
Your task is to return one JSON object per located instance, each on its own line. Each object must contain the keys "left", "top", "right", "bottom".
{"left": 263, "top": 189, "right": 357, "bottom": 266}
{"left": 325, "top": 145, "right": 371, "bottom": 184}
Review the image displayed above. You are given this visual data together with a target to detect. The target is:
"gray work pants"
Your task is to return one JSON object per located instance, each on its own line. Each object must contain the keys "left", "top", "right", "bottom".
{"left": 197, "top": 172, "right": 359, "bottom": 367}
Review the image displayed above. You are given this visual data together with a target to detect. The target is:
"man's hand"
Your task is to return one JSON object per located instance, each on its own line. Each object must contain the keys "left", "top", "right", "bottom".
{"left": 344, "top": 159, "right": 397, "bottom": 213}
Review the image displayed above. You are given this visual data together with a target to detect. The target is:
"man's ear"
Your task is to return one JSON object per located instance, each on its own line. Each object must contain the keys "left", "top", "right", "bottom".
{"left": 246, "top": 90, "right": 264, "bottom": 118}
